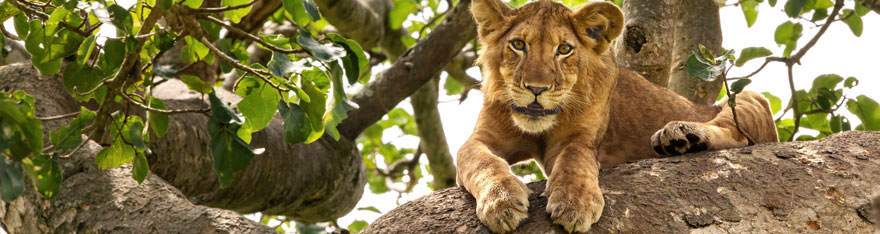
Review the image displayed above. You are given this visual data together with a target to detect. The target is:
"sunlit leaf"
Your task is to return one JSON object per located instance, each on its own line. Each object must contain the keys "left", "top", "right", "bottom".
{"left": 735, "top": 47, "right": 772, "bottom": 67}
{"left": 784, "top": 0, "right": 807, "bottom": 18}
{"left": 841, "top": 9, "right": 863, "bottom": 37}
{"left": 846, "top": 95, "right": 880, "bottom": 130}
{"left": 348, "top": 220, "right": 369, "bottom": 233}
{"left": 328, "top": 33, "right": 369, "bottom": 84}
{"left": 741, "top": 0, "right": 759, "bottom": 27}
{"left": 238, "top": 83, "right": 282, "bottom": 132}
{"left": 761, "top": 92, "right": 782, "bottom": 114}
{"left": 180, "top": 75, "right": 214, "bottom": 94}
{"left": 49, "top": 107, "right": 96, "bottom": 152}
{"left": 147, "top": 97, "right": 169, "bottom": 138}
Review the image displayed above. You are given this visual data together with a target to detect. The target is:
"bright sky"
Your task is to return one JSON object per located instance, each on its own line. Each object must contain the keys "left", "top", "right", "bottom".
{"left": 334, "top": 1, "right": 880, "bottom": 231}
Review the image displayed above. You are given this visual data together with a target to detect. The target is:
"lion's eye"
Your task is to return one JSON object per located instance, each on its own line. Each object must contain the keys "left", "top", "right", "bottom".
{"left": 510, "top": 39, "right": 526, "bottom": 51}
{"left": 557, "top": 44, "right": 573, "bottom": 55}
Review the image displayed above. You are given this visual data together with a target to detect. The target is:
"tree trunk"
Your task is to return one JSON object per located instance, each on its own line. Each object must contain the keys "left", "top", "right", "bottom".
{"left": 362, "top": 131, "right": 880, "bottom": 233}
{"left": 613, "top": 0, "right": 676, "bottom": 87}
{"left": 667, "top": 0, "right": 724, "bottom": 105}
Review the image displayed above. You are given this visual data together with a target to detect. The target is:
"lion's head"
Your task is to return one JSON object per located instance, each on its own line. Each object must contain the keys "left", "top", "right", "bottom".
{"left": 472, "top": 0, "right": 624, "bottom": 133}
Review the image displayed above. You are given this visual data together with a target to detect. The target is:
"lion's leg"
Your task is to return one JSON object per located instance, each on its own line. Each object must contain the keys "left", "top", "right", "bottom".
{"left": 457, "top": 139, "right": 531, "bottom": 233}
{"left": 542, "top": 135, "right": 604, "bottom": 233}
{"left": 651, "top": 91, "right": 778, "bottom": 155}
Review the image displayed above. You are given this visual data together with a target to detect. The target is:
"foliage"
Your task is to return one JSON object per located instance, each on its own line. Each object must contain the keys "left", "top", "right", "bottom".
{"left": 688, "top": 0, "right": 879, "bottom": 143}
{"left": 0, "top": 0, "right": 367, "bottom": 201}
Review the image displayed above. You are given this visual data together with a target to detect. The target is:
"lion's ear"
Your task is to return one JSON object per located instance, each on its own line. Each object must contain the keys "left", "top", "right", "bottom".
{"left": 471, "top": 0, "right": 512, "bottom": 40}
{"left": 570, "top": 2, "right": 623, "bottom": 53}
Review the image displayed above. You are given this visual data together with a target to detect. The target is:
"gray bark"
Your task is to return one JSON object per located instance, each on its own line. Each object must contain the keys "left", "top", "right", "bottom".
{"left": 667, "top": 0, "right": 724, "bottom": 105}
{"left": 613, "top": 0, "right": 676, "bottom": 87}
{"left": 363, "top": 131, "right": 880, "bottom": 233}
{"left": 411, "top": 77, "right": 457, "bottom": 190}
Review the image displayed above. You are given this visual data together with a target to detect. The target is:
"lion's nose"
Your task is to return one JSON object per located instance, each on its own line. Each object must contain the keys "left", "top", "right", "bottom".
{"left": 525, "top": 86, "right": 549, "bottom": 96}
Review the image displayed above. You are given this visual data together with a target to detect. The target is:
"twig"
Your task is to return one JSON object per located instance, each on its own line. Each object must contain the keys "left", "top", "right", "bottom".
{"left": 194, "top": 0, "right": 256, "bottom": 13}
{"left": 790, "top": 0, "right": 844, "bottom": 63}
{"left": 197, "top": 15, "right": 305, "bottom": 55}
{"left": 120, "top": 92, "right": 211, "bottom": 114}
{"left": 786, "top": 63, "right": 800, "bottom": 142}
{"left": 198, "top": 36, "right": 290, "bottom": 92}
{"left": 37, "top": 111, "right": 82, "bottom": 121}
{"left": 721, "top": 70, "right": 756, "bottom": 145}
{"left": 9, "top": 0, "right": 92, "bottom": 37}
{"left": 0, "top": 25, "right": 20, "bottom": 40}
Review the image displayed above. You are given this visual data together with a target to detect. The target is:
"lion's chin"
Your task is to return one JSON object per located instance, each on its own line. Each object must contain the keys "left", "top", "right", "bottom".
{"left": 511, "top": 113, "right": 556, "bottom": 134}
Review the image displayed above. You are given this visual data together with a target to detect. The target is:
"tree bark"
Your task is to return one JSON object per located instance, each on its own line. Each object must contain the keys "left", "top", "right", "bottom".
{"left": 858, "top": 0, "right": 880, "bottom": 14}
{"left": 613, "top": 0, "right": 676, "bottom": 87}
{"left": 667, "top": 0, "right": 724, "bottom": 105}
{"left": 411, "top": 77, "right": 457, "bottom": 190}
{"left": 362, "top": 131, "right": 880, "bottom": 233}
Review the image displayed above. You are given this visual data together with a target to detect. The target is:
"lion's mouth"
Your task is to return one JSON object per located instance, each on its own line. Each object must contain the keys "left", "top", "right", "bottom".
{"left": 511, "top": 102, "right": 561, "bottom": 117}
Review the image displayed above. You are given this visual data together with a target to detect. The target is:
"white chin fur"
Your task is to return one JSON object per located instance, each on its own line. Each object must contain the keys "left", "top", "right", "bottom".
{"left": 511, "top": 113, "right": 556, "bottom": 134}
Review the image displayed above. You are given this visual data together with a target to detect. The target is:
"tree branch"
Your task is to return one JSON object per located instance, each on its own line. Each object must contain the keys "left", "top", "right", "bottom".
{"left": 363, "top": 131, "right": 880, "bottom": 233}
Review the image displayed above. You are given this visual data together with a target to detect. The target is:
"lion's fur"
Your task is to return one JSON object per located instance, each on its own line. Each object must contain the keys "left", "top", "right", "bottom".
{"left": 458, "top": 0, "right": 778, "bottom": 233}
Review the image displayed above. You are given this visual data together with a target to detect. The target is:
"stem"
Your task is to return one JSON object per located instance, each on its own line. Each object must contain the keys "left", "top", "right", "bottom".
{"left": 721, "top": 70, "right": 756, "bottom": 145}
{"left": 37, "top": 111, "right": 82, "bottom": 121}
{"left": 197, "top": 36, "right": 289, "bottom": 92}
{"left": 194, "top": 0, "right": 257, "bottom": 13}
{"left": 197, "top": 15, "right": 306, "bottom": 55}
{"left": 120, "top": 92, "right": 210, "bottom": 114}
{"left": 786, "top": 63, "right": 801, "bottom": 141}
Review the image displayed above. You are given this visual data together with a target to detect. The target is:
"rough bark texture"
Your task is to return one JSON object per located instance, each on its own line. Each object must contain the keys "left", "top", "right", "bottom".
{"left": 339, "top": 0, "right": 476, "bottom": 140}
{"left": 411, "top": 77, "right": 458, "bottom": 190}
{"left": 363, "top": 131, "right": 880, "bottom": 233}
{"left": 612, "top": 0, "right": 676, "bottom": 87}
{"left": 667, "top": 0, "right": 724, "bottom": 105}
{"left": 858, "top": 0, "right": 880, "bottom": 14}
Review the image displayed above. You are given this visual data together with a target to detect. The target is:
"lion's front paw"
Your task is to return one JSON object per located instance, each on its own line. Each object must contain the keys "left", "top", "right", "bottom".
{"left": 651, "top": 121, "right": 711, "bottom": 156}
{"left": 544, "top": 180, "right": 604, "bottom": 233}
{"left": 476, "top": 178, "right": 530, "bottom": 233}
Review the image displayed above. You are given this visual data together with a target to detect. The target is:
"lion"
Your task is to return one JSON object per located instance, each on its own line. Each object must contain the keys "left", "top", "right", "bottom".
{"left": 456, "top": 0, "right": 778, "bottom": 233}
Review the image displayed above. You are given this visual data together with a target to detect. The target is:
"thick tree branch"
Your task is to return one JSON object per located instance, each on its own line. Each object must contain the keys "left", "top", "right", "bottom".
{"left": 613, "top": 0, "right": 676, "bottom": 87}
{"left": 410, "top": 77, "right": 457, "bottom": 190}
{"left": 363, "top": 131, "right": 880, "bottom": 233}
{"left": 667, "top": 0, "right": 724, "bottom": 105}
{"left": 338, "top": 0, "right": 476, "bottom": 140}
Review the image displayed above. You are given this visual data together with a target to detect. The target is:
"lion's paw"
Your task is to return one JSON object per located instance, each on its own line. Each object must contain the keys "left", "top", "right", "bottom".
{"left": 476, "top": 178, "right": 530, "bottom": 233}
{"left": 544, "top": 181, "right": 604, "bottom": 233}
{"left": 651, "top": 121, "right": 711, "bottom": 156}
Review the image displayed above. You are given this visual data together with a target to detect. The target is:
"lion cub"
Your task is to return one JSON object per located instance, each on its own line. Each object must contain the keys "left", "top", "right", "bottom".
{"left": 457, "top": 0, "right": 778, "bottom": 233}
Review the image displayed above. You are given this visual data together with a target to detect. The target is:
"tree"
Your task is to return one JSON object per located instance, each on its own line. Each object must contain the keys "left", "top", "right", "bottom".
{"left": 0, "top": 0, "right": 878, "bottom": 233}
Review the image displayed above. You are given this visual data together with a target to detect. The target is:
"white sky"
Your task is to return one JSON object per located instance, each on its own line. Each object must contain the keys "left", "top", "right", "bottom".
{"left": 334, "top": 1, "right": 880, "bottom": 231}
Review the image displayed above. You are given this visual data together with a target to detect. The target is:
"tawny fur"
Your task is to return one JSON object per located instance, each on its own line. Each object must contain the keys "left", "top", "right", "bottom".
{"left": 457, "top": 0, "right": 778, "bottom": 233}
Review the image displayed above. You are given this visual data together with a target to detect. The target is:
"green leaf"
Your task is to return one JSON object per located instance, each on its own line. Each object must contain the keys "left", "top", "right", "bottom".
{"left": 284, "top": 0, "right": 311, "bottom": 26}
{"left": 238, "top": 83, "right": 282, "bottom": 132}
{"left": 158, "top": 0, "right": 173, "bottom": 9}
{"left": 323, "top": 62, "right": 359, "bottom": 140}
{"left": 128, "top": 121, "right": 147, "bottom": 150}
{"left": 147, "top": 97, "right": 170, "bottom": 138}
{"left": 181, "top": 36, "right": 210, "bottom": 63}
{"left": 357, "top": 206, "right": 382, "bottom": 213}
{"left": 855, "top": 2, "right": 871, "bottom": 16}
{"left": 784, "top": 0, "right": 807, "bottom": 17}
{"left": 390, "top": 0, "right": 419, "bottom": 30}
{"left": 841, "top": 9, "right": 863, "bottom": 37}
{"left": 812, "top": 0, "right": 833, "bottom": 9}
{"left": 735, "top": 47, "right": 772, "bottom": 67}
{"left": 348, "top": 220, "right": 369, "bottom": 233}
{"left": 0, "top": 159, "right": 24, "bottom": 201}
{"left": 300, "top": 80, "right": 326, "bottom": 142}
{"left": 49, "top": 107, "right": 96, "bottom": 152}
{"left": 811, "top": 8, "right": 828, "bottom": 22}
{"left": 96, "top": 138, "right": 135, "bottom": 169}
{"left": 103, "top": 38, "right": 126, "bottom": 71}
{"left": 741, "top": 0, "right": 759, "bottom": 27}
{"left": 296, "top": 30, "right": 346, "bottom": 62}
{"left": 76, "top": 35, "right": 97, "bottom": 66}
{"left": 208, "top": 118, "right": 261, "bottom": 188}
{"left": 155, "top": 30, "right": 176, "bottom": 52}
{"left": 846, "top": 95, "right": 880, "bottom": 130}
{"left": 107, "top": 4, "right": 132, "bottom": 34}
{"left": 730, "top": 79, "right": 752, "bottom": 94}
{"left": 27, "top": 154, "right": 63, "bottom": 197}
{"left": 209, "top": 91, "right": 242, "bottom": 124}
{"left": 302, "top": 0, "right": 321, "bottom": 21}
{"left": 761, "top": 92, "right": 783, "bottom": 114}
{"left": 182, "top": 0, "right": 204, "bottom": 8}
{"left": 63, "top": 60, "right": 108, "bottom": 102}
{"left": 278, "top": 101, "right": 312, "bottom": 145}
{"left": 132, "top": 151, "right": 149, "bottom": 183}
{"left": 221, "top": 0, "right": 253, "bottom": 23}
{"left": 809, "top": 74, "right": 843, "bottom": 95}
{"left": 685, "top": 53, "right": 725, "bottom": 81}
{"left": 698, "top": 44, "right": 714, "bottom": 63}
{"left": 0, "top": 91, "right": 43, "bottom": 160}
{"left": 180, "top": 75, "right": 214, "bottom": 94}
{"left": 13, "top": 13, "right": 28, "bottom": 39}
{"left": 267, "top": 51, "right": 301, "bottom": 78}
{"left": 444, "top": 77, "right": 464, "bottom": 95}
{"left": 774, "top": 21, "right": 802, "bottom": 57}
{"left": 0, "top": 1, "right": 20, "bottom": 23}
{"left": 328, "top": 33, "right": 369, "bottom": 84}
{"left": 45, "top": 7, "right": 69, "bottom": 35}
{"left": 844, "top": 77, "right": 858, "bottom": 88}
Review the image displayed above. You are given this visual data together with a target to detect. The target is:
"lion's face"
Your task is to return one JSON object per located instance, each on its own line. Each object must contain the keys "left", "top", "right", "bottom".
{"left": 472, "top": 0, "right": 623, "bottom": 133}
